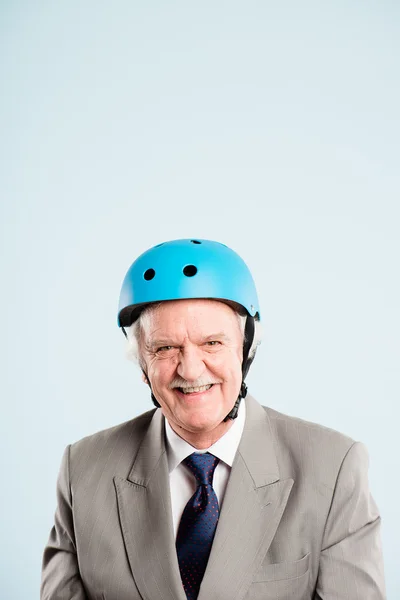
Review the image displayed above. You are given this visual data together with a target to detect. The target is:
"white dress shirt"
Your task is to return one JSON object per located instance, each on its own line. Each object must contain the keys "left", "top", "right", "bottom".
{"left": 164, "top": 398, "right": 246, "bottom": 540}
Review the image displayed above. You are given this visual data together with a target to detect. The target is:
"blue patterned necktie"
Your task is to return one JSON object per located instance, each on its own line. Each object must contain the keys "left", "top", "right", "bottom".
{"left": 176, "top": 452, "right": 220, "bottom": 600}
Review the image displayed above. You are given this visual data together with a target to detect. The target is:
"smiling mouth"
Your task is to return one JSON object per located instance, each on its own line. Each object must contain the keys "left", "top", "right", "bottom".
{"left": 177, "top": 384, "right": 214, "bottom": 395}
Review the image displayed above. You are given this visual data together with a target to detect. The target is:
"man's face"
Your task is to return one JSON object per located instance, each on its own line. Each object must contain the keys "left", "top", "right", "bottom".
{"left": 140, "top": 299, "right": 244, "bottom": 438}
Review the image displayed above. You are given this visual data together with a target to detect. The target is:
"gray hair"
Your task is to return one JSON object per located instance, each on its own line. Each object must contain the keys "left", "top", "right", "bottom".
{"left": 124, "top": 300, "right": 262, "bottom": 369}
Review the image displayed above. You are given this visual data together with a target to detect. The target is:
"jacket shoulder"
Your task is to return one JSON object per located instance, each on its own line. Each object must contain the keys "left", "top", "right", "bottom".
{"left": 266, "top": 405, "right": 355, "bottom": 446}
{"left": 72, "top": 407, "right": 156, "bottom": 447}
{"left": 263, "top": 405, "right": 357, "bottom": 489}
{"left": 68, "top": 408, "right": 157, "bottom": 480}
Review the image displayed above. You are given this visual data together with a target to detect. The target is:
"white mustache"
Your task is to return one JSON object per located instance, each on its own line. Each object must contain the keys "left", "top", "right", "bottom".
{"left": 169, "top": 376, "right": 223, "bottom": 390}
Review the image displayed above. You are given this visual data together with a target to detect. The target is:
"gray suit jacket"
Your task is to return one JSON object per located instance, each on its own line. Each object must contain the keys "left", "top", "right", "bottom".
{"left": 41, "top": 395, "right": 385, "bottom": 599}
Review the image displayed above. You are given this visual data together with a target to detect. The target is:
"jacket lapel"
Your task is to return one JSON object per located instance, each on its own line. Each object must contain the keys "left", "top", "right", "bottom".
{"left": 114, "top": 408, "right": 187, "bottom": 600}
{"left": 198, "top": 395, "right": 294, "bottom": 600}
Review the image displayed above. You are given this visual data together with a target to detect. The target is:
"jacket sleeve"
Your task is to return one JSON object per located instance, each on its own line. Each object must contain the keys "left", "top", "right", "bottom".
{"left": 315, "top": 441, "right": 386, "bottom": 599}
{"left": 41, "top": 444, "right": 88, "bottom": 600}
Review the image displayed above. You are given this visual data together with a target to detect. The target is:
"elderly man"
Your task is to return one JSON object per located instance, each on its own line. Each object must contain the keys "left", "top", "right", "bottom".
{"left": 41, "top": 238, "right": 385, "bottom": 600}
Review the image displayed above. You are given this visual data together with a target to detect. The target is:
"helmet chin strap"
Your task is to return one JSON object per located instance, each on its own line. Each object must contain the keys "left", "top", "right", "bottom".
{"left": 144, "top": 315, "right": 256, "bottom": 422}
{"left": 222, "top": 315, "right": 255, "bottom": 421}
{"left": 140, "top": 370, "right": 161, "bottom": 408}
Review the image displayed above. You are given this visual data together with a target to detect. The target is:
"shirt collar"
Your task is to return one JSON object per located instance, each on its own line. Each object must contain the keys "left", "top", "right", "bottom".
{"left": 164, "top": 397, "right": 246, "bottom": 473}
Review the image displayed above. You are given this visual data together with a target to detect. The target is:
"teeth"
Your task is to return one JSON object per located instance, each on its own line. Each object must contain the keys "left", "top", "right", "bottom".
{"left": 180, "top": 384, "right": 212, "bottom": 394}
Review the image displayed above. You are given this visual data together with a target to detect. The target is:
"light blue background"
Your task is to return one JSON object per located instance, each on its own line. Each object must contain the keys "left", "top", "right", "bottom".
{"left": 1, "top": 1, "right": 399, "bottom": 598}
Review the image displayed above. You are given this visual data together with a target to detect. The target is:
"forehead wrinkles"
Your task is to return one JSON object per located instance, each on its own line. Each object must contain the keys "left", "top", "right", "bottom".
{"left": 140, "top": 299, "right": 243, "bottom": 345}
{"left": 140, "top": 319, "right": 190, "bottom": 352}
{"left": 149, "top": 325, "right": 235, "bottom": 350}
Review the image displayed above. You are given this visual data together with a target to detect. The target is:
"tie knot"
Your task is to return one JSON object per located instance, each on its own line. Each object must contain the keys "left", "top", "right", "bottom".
{"left": 182, "top": 452, "right": 220, "bottom": 486}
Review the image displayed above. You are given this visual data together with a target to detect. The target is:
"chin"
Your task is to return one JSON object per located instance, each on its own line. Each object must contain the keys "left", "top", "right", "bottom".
{"left": 184, "top": 413, "right": 227, "bottom": 432}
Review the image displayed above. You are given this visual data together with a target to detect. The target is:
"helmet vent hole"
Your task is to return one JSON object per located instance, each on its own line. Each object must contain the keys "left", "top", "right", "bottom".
{"left": 144, "top": 268, "right": 156, "bottom": 281}
{"left": 183, "top": 265, "right": 198, "bottom": 277}
{"left": 190, "top": 240, "right": 201, "bottom": 244}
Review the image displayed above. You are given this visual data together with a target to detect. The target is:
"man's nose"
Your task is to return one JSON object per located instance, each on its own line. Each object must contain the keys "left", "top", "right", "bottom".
{"left": 176, "top": 345, "right": 206, "bottom": 382}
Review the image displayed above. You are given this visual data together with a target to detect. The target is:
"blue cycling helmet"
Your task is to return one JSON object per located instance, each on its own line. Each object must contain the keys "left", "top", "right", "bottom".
{"left": 118, "top": 238, "right": 260, "bottom": 328}
{"left": 117, "top": 238, "right": 260, "bottom": 421}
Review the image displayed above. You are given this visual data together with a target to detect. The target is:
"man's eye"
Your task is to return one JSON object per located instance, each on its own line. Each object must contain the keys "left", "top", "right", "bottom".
{"left": 156, "top": 346, "right": 174, "bottom": 353}
{"left": 206, "top": 341, "right": 220, "bottom": 346}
